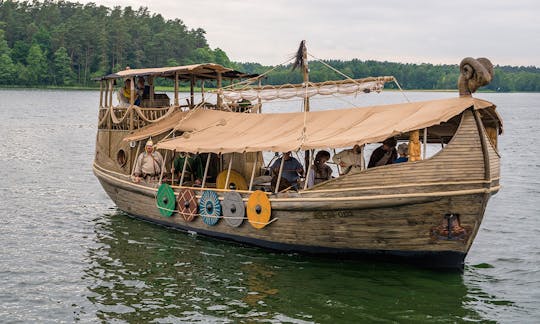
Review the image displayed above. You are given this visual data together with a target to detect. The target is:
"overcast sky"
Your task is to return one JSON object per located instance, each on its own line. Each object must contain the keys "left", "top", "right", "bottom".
{"left": 77, "top": 0, "right": 539, "bottom": 67}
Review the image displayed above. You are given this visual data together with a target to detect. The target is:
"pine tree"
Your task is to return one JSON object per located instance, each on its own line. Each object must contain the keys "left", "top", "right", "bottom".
{"left": 0, "top": 30, "right": 16, "bottom": 84}
{"left": 53, "top": 46, "right": 75, "bottom": 85}
{"left": 25, "top": 43, "right": 48, "bottom": 85}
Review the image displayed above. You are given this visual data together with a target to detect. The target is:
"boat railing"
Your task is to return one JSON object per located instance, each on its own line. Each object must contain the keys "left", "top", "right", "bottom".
{"left": 98, "top": 106, "right": 175, "bottom": 130}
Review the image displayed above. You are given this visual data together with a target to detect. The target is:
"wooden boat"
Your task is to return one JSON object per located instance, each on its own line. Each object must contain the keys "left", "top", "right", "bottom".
{"left": 93, "top": 42, "right": 501, "bottom": 270}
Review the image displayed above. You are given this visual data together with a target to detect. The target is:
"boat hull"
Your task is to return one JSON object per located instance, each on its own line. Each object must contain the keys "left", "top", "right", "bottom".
{"left": 95, "top": 165, "right": 493, "bottom": 270}
{"left": 93, "top": 109, "right": 500, "bottom": 271}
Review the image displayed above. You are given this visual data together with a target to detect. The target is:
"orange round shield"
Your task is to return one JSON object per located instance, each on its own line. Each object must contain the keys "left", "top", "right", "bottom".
{"left": 216, "top": 170, "right": 248, "bottom": 191}
{"left": 246, "top": 190, "right": 271, "bottom": 229}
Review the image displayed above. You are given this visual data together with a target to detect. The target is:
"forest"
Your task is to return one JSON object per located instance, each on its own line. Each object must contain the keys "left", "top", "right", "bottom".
{"left": 1, "top": 0, "right": 539, "bottom": 92}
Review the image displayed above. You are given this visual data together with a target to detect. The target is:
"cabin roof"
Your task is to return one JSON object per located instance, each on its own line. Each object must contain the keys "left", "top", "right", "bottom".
{"left": 96, "top": 63, "right": 255, "bottom": 81}
{"left": 147, "top": 97, "right": 499, "bottom": 154}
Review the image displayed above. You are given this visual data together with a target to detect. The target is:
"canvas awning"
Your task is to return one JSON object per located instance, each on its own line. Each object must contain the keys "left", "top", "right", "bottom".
{"left": 96, "top": 63, "right": 254, "bottom": 81}
{"left": 155, "top": 97, "right": 497, "bottom": 153}
{"left": 123, "top": 110, "right": 191, "bottom": 142}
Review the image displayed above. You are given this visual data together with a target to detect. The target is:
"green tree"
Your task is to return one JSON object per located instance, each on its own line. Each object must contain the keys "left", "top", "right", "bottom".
{"left": 53, "top": 46, "right": 75, "bottom": 85}
{"left": 25, "top": 43, "right": 48, "bottom": 85}
{"left": 0, "top": 29, "right": 16, "bottom": 84}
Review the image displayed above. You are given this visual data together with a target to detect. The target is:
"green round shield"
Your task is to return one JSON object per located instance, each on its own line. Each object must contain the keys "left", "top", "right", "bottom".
{"left": 156, "top": 183, "right": 176, "bottom": 217}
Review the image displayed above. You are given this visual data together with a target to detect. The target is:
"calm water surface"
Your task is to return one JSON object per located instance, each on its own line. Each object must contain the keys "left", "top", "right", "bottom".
{"left": 0, "top": 89, "right": 538, "bottom": 323}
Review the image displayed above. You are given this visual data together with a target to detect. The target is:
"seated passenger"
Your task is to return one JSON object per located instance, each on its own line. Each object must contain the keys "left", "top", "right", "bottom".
{"left": 367, "top": 137, "right": 398, "bottom": 168}
{"left": 136, "top": 76, "right": 150, "bottom": 104}
{"left": 237, "top": 98, "right": 252, "bottom": 112}
{"left": 118, "top": 79, "right": 132, "bottom": 105}
{"left": 307, "top": 150, "right": 333, "bottom": 188}
{"left": 271, "top": 151, "right": 304, "bottom": 190}
{"left": 394, "top": 143, "right": 409, "bottom": 163}
{"left": 172, "top": 152, "right": 204, "bottom": 186}
{"left": 133, "top": 139, "right": 164, "bottom": 183}
{"left": 332, "top": 144, "right": 365, "bottom": 174}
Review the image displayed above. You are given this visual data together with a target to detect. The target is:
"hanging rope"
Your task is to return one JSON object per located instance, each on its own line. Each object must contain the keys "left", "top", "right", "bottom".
{"left": 97, "top": 108, "right": 110, "bottom": 127}
{"left": 393, "top": 78, "right": 411, "bottom": 103}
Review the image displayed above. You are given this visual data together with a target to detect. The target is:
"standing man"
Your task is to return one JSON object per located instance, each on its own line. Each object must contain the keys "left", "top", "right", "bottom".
{"left": 133, "top": 139, "right": 164, "bottom": 183}
{"left": 368, "top": 138, "right": 398, "bottom": 168}
{"left": 333, "top": 144, "right": 365, "bottom": 174}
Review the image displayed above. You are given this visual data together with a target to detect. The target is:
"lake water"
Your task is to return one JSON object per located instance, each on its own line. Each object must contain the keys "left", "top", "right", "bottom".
{"left": 0, "top": 89, "right": 539, "bottom": 323}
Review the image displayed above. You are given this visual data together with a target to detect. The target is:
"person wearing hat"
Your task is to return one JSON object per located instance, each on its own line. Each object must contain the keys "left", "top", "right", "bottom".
{"left": 133, "top": 138, "right": 164, "bottom": 183}
{"left": 367, "top": 137, "right": 398, "bottom": 168}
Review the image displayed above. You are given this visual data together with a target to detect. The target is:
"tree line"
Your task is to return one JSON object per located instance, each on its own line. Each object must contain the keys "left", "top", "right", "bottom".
{"left": 234, "top": 60, "right": 540, "bottom": 92}
{"left": 0, "top": 0, "right": 232, "bottom": 86}
{"left": 1, "top": 0, "right": 539, "bottom": 92}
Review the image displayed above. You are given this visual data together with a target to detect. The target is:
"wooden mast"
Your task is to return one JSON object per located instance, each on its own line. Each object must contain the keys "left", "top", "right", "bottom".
{"left": 298, "top": 40, "right": 311, "bottom": 170}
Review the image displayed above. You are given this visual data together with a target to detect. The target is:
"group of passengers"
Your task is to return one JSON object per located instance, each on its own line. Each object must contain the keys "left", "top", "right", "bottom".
{"left": 119, "top": 77, "right": 150, "bottom": 106}
{"left": 269, "top": 137, "right": 409, "bottom": 190}
{"left": 132, "top": 137, "right": 410, "bottom": 190}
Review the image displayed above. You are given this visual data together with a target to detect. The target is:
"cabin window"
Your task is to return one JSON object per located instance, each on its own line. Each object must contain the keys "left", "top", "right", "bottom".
{"left": 116, "top": 149, "right": 127, "bottom": 167}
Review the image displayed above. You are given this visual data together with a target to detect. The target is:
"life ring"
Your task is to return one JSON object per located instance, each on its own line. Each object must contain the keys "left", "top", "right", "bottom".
{"left": 246, "top": 190, "right": 271, "bottom": 229}
{"left": 222, "top": 191, "right": 245, "bottom": 227}
{"left": 199, "top": 190, "right": 221, "bottom": 226}
{"left": 156, "top": 183, "right": 175, "bottom": 217}
{"left": 216, "top": 170, "right": 248, "bottom": 190}
{"left": 177, "top": 188, "right": 198, "bottom": 222}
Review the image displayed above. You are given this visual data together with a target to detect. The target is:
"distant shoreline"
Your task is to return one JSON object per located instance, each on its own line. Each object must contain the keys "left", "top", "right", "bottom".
{"left": 0, "top": 86, "right": 535, "bottom": 93}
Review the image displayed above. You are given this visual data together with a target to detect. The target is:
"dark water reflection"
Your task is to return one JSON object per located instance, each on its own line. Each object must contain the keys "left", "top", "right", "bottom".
{"left": 84, "top": 212, "right": 506, "bottom": 323}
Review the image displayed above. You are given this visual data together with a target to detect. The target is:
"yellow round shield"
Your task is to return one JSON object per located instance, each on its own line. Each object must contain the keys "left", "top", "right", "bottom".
{"left": 216, "top": 170, "right": 248, "bottom": 191}
{"left": 246, "top": 190, "right": 271, "bottom": 229}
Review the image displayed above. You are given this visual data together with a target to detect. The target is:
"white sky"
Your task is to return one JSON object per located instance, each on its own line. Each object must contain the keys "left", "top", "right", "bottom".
{"left": 77, "top": 0, "right": 539, "bottom": 66}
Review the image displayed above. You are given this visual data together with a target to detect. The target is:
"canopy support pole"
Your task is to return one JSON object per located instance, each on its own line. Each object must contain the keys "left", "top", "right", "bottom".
{"left": 99, "top": 80, "right": 103, "bottom": 108}
{"left": 216, "top": 72, "right": 223, "bottom": 109}
{"left": 257, "top": 79, "right": 262, "bottom": 113}
{"left": 174, "top": 73, "right": 179, "bottom": 106}
{"left": 131, "top": 141, "right": 142, "bottom": 178}
{"left": 275, "top": 155, "right": 285, "bottom": 194}
{"left": 129, "top": 77, "right": 135, "bottom": 130}
{"left": 333, "top": 148, "right": 342, "bottom": 175}
{"left": 158, "top": 150, "right": 168, "bottom": 185}
{"left": 108, "top": 79, "right": 113, "bottom": 108}
{"left": 201, "top": 80, "right": 205, "bottom": 103}
{"left": 409, "top": 130, "right": 421, "bottom": 162}
{"left": 423, "top": 128, "right": 427, "bottom": 159}
{"left": 190, "top": 75, "right": 195, "bottom": 109}
{"left": 225, "top": 157, "right": 233, "bottom": 189}
{"left": 201, "top": 153, "right": 211, "bottom": 189}
{"left": 149, "top": 76, "right": 155, "bottom": 107}
{"left": 248, "top": 153, "right": 258, "bottom": 191}
{"left": 171, "top": 150, "right": 176, "bottom": 185}
{"left": 179, "top": 154, "right": 188, "bottom": 187}
{"left": 360, "top": 145, "right": 365, "bottom": 170}
{"left": 303, "top": 149, "right": 314, "bottom": 190}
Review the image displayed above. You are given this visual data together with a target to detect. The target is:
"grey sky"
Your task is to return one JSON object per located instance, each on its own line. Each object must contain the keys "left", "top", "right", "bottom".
{"left": 77, "top": 0, "right": 539, "bottom": 66}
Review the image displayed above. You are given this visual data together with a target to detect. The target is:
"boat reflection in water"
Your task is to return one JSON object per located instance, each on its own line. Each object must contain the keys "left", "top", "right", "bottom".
{"left": 83, "top": 212, "right": 512, "bottom": 322}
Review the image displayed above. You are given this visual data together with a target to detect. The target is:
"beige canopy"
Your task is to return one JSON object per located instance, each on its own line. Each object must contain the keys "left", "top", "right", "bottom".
{"left": 123, "top": 110, "right": 191, "bottom": 142}
{"left": 154, "top": 97, "right": 496, "bottom": 153}
{"left": 97, "top": 63, "right": 254, "bottom": 81}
